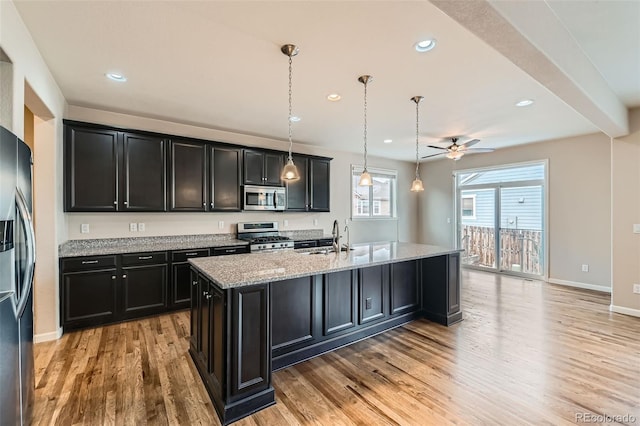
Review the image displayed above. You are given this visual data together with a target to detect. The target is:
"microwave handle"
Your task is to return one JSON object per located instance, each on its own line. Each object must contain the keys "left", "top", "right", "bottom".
{"left": 273, "top": 190, "right": 277, "bottom": 209}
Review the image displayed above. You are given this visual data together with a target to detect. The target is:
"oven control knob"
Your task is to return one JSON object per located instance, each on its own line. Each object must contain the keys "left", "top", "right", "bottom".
{"left": 271, "top": 244, "right": 276, "bottom": 248}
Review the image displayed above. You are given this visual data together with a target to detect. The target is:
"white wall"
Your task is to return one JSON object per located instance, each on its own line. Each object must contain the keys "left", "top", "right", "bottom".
{"left": 419, "top": 132, "right": 612, "bottom": 291}
{"left": 65, "top": 106, "right": 419, "bottom": 244}
{"left": 1, "top": 0, "right": 67, "bottom": 340}
{"left": 611, "top": 107, "right": 640, "bottom": 316}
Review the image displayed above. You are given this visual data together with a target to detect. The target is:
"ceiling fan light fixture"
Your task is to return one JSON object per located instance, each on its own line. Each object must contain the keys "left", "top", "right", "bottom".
{"left": 415, "top": 39, "right": 437, "bottom": 52}
{"left": 280, "top": 43, "right": 301, "bottom": 182}
{"left": 446, "top": 151, "right": 464, "bottom": 160}
{"left": 410, "top": 96, "right": 425, "bottom": 192}
{"left": 358, "top": 75, "right": 373, "bottom": 186}
{"left": 327, "top": 93, "right": 341, "bottom": 101}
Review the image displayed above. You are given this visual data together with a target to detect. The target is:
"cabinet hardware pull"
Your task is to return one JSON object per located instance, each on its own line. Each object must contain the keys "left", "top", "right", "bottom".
{"left": 111, "top": 275, "right": 116, "bottom": 280}
{"left": 225, "top": 249, "right": 235, "bottom": 253}
{"left": 185, "top": 252, "right": 198, "bottom": 256}
{"left": 124, "top": 201, "right": 128, "bottom": 205}
{"left": 138, "top": 256, "right": 153, "bottom": 260}
{"left": 205, "top": 294, "right": 212, "bottom": 300}
{"left": 81, "top": 260, "right": 99, "bottom": 264}
{"left": 203, "top": 291, "right": 209, "bottom": 296}
{"left": 113, "top": 201, "right": 117, "bottom": 205}
{"left": 192, "top": 280, "right": 198, "bottom": 286}
{"left": 122, "top": 274, "right": 127, "bottom": 279}
{"left": 203, "top": 202, "right": 206, "bottom": 206}
{"left": 210, "top": 203, "right": 214, "bottom": 208}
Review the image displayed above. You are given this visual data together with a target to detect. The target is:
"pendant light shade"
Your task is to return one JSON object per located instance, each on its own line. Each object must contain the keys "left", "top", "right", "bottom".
{"left": 358, "top": 75, "right": 373, "bottom": 186}
{"left": 410, "top": 96, "right": 425, "bottom": 192}
{"left": 280, "top": 44, "right": 301, "bottom": 182}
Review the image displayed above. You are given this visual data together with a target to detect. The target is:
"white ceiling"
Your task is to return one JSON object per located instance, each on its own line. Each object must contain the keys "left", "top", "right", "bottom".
{"left": 13, "top": 0, "right": 640, "bottom": 162}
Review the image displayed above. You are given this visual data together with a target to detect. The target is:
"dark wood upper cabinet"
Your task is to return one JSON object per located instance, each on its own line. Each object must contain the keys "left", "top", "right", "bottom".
{"left": 122, "top": 133, "right": 166, "bottom": 211}
{"left": 285, "top": 155, "right": 308, "bottom": 211}
{"left": 170, "top": 140, "right": 207, "bottom": 211}
{"left": 243, "top": 150, "right": 283, "bottom": 186}
{"left": 64, "top": 126, "right": 119, "bottom": 212}
{"left": 210, "top": 146, "right": 241, "bottom": 211}
{"left": 64, "top": 124, "right": 166, "bottom": 212}
{"left": 309, "top": 158, "right": 330, "bottom": 212}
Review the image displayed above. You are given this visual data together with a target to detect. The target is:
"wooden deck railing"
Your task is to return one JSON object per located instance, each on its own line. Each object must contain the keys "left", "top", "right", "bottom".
{"left": 461, "top": 225, "right": 542, "bottom": 275}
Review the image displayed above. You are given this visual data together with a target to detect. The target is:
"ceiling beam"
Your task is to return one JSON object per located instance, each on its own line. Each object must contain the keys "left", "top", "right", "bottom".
{"left": 430, "top": 0, "right": 629, "bottom": 137}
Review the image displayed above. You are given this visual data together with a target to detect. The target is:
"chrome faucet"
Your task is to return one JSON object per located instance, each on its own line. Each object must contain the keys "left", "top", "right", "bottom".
{"left": 332, "top": 220, "right": 340, "bottom": 253}
{"left": 343, "top": 224, "right": 350, "bottom": 252}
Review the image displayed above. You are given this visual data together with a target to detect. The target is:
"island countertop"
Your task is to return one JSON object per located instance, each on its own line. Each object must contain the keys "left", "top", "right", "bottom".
{"left": 189, "top": 242, "right": 462, "bottom": 289}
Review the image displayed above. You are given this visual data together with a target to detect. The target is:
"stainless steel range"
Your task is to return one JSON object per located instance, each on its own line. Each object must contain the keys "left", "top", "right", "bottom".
{"left": 237, "top": 221, "right": 294, "bottom": 252}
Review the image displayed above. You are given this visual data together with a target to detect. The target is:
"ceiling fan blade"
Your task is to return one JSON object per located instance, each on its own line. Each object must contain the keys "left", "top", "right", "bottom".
{"left": 426, "top": 145, "right": 448, "bottom": 150}
{"left": 460, "top": 139, "right": 480, "bottom": 148}
{"left": 421, "top": 152, "right": 447, "bottom": 159}
{"left": 462, "top": 147, "right": 495, "bottom": 153}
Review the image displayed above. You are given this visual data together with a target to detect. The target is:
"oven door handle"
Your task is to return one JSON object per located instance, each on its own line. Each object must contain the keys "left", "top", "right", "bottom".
{"left": 273, "top": 190, "right": 277, "bottom": 209}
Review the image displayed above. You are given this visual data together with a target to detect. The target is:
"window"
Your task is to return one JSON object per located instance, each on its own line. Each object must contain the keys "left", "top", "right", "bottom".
{"left": 351, "top": 166, "right": 397, "bottom": 219}
{"left": 461, "top": 195, "right": 476, "bottom": 219}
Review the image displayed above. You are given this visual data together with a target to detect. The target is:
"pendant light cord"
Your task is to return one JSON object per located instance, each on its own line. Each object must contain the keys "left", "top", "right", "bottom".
{"left": 363, "top": 80, "right": 368, "bottom": 171}
{"left": 287, "top": 54, "right": 293, "bottom": 162}
{"left": 415, "top": 100, "right": 420, "bottom": 179}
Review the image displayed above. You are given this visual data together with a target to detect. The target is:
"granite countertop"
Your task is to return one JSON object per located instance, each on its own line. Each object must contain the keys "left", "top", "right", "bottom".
{"left": 189, "top": 242, "right": 462, "bottom": 289}
{"left": 59, "top": 234, "right": 248, "bottom": 257}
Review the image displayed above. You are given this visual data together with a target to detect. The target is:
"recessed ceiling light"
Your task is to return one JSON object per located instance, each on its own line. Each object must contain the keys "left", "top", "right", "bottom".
{"left": 289, "top": 116, "right": 301, "bottom": 122}
{"left": 105, "top": 72, "right": 127, "bottom": 82}
{"left": 415, "top": 39, "right": 437, "bottom": 52}
{"left": 327, "top": 93, "right": 341, "bottom": 102}
{"left": 383, "top": 139, "right": 393, "bottom": 144}
{"left": 516, "top": 99, "right": 534, "bottom": 107}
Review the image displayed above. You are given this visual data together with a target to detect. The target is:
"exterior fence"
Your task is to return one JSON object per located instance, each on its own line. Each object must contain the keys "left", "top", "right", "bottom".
{"left": 461, "top": 225, "right": 542, "bottom": 275}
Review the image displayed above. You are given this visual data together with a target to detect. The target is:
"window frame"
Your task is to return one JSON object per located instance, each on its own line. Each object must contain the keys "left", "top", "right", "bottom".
{"left": 350, "top": 165, "right": 397, "bottom": 220}
{"left": 461, "top": 194, "right": 476, "bottom": 219}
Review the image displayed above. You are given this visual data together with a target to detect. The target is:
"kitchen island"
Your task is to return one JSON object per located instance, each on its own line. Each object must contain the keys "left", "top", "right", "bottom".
{"left": 188, "top": 242, "right": 462, "bottom": 425}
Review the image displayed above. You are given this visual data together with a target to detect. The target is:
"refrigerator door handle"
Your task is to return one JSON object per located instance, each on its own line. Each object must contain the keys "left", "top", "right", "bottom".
{"left": 14, "top": 188, "right": 35, "bottom": 319}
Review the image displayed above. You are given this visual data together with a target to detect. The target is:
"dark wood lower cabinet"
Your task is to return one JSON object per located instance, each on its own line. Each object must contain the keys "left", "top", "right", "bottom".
{"left": 190, "top": 253, "right": 461, "bottom": 425}
{"left": 61, "top": 268, "right": 118, "bottom": 327}
{"left": 122, "top": 264, "right": 168, "bottom": 318}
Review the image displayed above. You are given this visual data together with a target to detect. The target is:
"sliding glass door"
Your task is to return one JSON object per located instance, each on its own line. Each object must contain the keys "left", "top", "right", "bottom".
{"left": 456, "top": 162, "right": 546, "bottom": 278}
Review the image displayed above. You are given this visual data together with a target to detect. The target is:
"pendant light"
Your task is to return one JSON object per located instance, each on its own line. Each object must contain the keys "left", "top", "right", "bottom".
{"left": 358, "top": 75, "right": 373, "bottom": 186}
{"left": 280, "top": 44, "right": 301, "bottom": 182}
{"left": 410, "top": 96, "right": 425, "bottom": 192}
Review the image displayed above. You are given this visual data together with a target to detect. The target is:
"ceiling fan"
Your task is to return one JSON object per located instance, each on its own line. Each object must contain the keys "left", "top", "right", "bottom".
{"left": 421, "top": 137, "right": 495, "bottom": 161}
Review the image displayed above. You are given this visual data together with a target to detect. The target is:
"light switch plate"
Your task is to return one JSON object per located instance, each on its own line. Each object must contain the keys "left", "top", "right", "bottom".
{"left": 137, "top": 223, "right": 145, "bottom": 232}
{"left": 581, "top": 264, "right": 589, "bottom": 272}
{"left": 129, "top": 223, "right": 137, "bottom": 232}
{"left": 81, "top": 224, "right": 90, "bottom": 234}
{"left": 633, "top": 284, "right": 640, "bottom": 294}
{"left": 218, "top": 221, "right": 224, "bottom": 229}
{"left": 313, "top": 219, "right": 318, "bottom": 226}
{"left": 633, "top": 224, "right": 640, "bottom": 234}
{"left": 283, "top": 220, "right": 289, "bottom": 227}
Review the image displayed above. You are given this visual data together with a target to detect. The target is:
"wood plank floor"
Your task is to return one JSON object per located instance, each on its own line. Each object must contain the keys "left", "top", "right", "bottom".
{"left": 33, "top": 270, "right": 640, "bottom": 425}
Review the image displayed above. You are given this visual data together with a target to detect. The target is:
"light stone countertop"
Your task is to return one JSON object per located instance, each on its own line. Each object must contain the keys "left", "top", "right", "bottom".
{"left": 58, "top": 234, "right": 248, "bottom": 257}
{"left": 189, "top": 242, "right": 462, "bottom": 289}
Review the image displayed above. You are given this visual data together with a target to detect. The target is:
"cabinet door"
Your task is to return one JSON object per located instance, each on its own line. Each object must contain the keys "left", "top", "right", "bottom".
{"left": 264, "top": 153, "right": 284, "bottom": 185}
{"left": 359, "top": 265, "right": 387, "bottom": 324}
{"left": 64, "top": 126, "right": 119, "bottom": 211}
{"left": 285, "top": 155, "right": 308, "bottom": 211}
{"left": 448, "top": 253, "right": 461, "bottom": 314}
{"left": 243, "top": 150, "right": 264, "bottom": 185}
{"left": 209, "top": 284, "right": 225, "bottom": 390}
{"left": 122, "top": 133, "right": 166, "bottom": 211}
{"left": 323, "top": 270, "right": 357, "bottom": 335}
{"left": 309, "top": 158, "right": 330, "bottom": 212}
{"left": 390, "top": 261, "right": 419, "bottom": 315}
{"left": 172, "top": 262, "right": 193, "bottom": 309}
{"left": 199, "top": 275, "right": 211, "bottom": 367}
{"left": 231, "top": 284, "right": 270, "bottom": 397}
{"left": 210, "top": 146, "right": 241, "bottom": 211}
{"left": 122, "top": 264, "right": 168, "bottom": 318}
{"left": 170, "top": 141, "right": 207, "bottom": 211}
{"left": 61, "top": 268, "right": 118, "bottom": 326}
{"left": 190, "top": 269, "right": 200, "bottom": 351}
{"left": 271, "top": 276, "right": 315, "bottom": 352}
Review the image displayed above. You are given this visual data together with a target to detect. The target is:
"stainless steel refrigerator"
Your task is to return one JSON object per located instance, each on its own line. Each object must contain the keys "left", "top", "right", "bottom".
{"left": 0, "top": 125, "right": 35, "bottom": 425}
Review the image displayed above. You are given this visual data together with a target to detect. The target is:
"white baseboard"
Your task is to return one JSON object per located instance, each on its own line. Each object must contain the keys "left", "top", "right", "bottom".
{"left": 610, "top": 305, "right": 640, "bottom": 318}
{"left": 34, "top": 327, "right": 63, "bottom": 343}
{"left": 547, "top": 278, "right": 611, "bottom": 293}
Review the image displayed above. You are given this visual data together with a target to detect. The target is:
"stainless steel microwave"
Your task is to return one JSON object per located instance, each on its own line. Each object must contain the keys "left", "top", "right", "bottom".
{"left": 243, "top": 185, "right": 286, "bottom": 211}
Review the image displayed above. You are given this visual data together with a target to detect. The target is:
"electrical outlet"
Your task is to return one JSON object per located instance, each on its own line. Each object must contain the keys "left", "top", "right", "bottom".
{"left": 581, "top": 264, "right": 589, "bottom": 272}
{"left": 80, "top": 224, "right": 90, "bottom": 234}
{"left": 218, "top": 221, "right": 224, "bottom": 230}
{"left": 129, "top": 223, "right": 137, "bottom": 232}
{"left": 283, "top": 220, "right": 289, "bottom": 227}
{"left": 137, "top": 223, "right": 145, "bottom": 232}
{"left": 633, "top": 284, "right": 640, "bottom": 294}
{"left": 313, "top": 219, "right": 318, "bottom": 226}
{"left": 634, "top": 224, "right": 640, "bottom": 234}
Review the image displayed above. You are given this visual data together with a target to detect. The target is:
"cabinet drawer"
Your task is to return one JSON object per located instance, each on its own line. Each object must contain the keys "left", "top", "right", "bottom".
{"left": 317, "top": 238, "right": 333, "bottom": 247}
{"left": 62, "top": 255, "right": 117, "bottom": 271}
{"left": 294, "top": 240, "right": 317, "bottom": 249}
{"left": 171, "top": 249, "right": 210, "bottom": 262}
{"left": 212, "top": 245, "right": 249, "bottom": 256}
{"left": 122, "top": 251, "right": 168, "bottom": 266}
